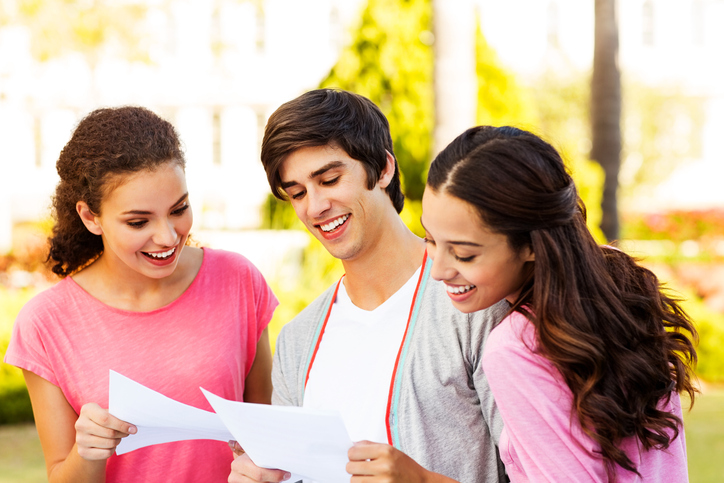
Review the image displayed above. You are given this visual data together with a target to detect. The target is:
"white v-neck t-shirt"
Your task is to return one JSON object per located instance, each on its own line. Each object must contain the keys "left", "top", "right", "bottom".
{"left": 303, "top": 267, "right": 422, "bottom": 443}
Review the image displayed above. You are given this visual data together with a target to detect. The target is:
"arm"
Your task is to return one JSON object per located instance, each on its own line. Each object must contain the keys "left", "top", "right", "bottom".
{"left": 483, "top": 320, "right": 607, "bottom": 482}
{"left": 243, "top": 328, "right": 273, "bottom": 404}
{"left": 346, "top": 442, "right": 458, "bottom": 483}
{"left": 23, "top": 370, "right": 136, "bottom": 483}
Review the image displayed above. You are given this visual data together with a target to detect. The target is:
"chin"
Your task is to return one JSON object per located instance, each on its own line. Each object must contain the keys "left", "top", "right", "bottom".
{"left": 451, "top": 300, "right": 480, "bottom": 314}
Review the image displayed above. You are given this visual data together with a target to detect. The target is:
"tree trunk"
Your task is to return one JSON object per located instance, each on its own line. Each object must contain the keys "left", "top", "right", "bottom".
{"left": 432, "top": 0, "right": 476, "bottom": 157}
{"left": 591, "top": 0, "right": 622, "bottom": 242}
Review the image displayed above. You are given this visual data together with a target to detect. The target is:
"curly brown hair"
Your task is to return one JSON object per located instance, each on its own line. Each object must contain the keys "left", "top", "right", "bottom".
{"left": 428, "top": 126, "right": 697, "bottom": 478}
{"left": 48, "top": 106, "right": 185, "bottom": 277}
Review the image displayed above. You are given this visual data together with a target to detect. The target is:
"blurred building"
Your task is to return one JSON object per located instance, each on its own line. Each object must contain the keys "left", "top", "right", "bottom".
{"left": 478, "top": 0, "right": 724, "bottom": 212}
{"left": 0, "top": 0, "right": 364, "bottom": 254}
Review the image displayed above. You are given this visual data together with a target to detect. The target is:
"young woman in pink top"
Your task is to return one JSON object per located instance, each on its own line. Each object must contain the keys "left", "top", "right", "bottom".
{"left": 421, "top": 126, "right": 697, "bottom": 481}
{"left": 4, "top": 107, "right": 277, "bottom": 482}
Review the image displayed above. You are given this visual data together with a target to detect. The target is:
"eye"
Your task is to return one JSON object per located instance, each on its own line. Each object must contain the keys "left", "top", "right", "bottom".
{"left": 321, "top": 177, "right": 340, "bottom": 186}
{"left": 290, "top": 190, "right": 306, "bottom": 200}
{"left": 454, "top": 254, "right": 475, "bottom": 263}
{"left": 423, "top": 237, "right": 436, "bottom": 246}
{"left": 127, "top": 220, "right": 147, "bottom": 229}
{"left": 171, "top": 204, "right": 189, "bottom": 216}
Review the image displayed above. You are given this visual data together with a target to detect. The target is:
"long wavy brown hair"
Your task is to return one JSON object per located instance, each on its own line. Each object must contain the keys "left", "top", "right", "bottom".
{"left": 427, "top": 126, "right": 697, "bottom": 477}
{"left": 48, "top": 106, "right": 184, "bottom": 277}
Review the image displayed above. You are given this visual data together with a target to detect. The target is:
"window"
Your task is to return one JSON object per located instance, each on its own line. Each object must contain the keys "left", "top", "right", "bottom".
{"left": 692, "top": 0, "right": 705, "bottom": 46}
{"left": 255, "top": 6, "right": 265, "bottom": 54}
{"left": 547, "top": 2, "right": 559, "bottom": 48}
{"left": 642, "top": 0, "right": 654, "bottom": 46}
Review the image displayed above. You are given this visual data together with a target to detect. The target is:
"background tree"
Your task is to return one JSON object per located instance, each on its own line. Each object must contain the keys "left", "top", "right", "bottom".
{"left": 264, "top": 0, "right": 602, "bottom": 239}
{"left": 432, "top": 0, "right": 476, "bottom": 156}
{"left": 591, "top": 0, "right": 622, "bottom": 241}
{"left": 321, "top": 0, "right": 433, "bottom": 202}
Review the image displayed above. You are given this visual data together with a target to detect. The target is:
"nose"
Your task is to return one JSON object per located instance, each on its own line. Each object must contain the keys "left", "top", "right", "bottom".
{"left": 306, "top": 187, "right": 332, "bottom": 220}
{"left": 153, "top": 219, "right": 178, "bottom": 247}
{"left": 429, "top": 248, "right": 457, "bottom": 282}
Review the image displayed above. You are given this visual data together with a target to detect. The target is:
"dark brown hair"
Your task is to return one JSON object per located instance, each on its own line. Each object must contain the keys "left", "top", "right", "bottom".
{"left": 427, "top": 126, "right": 697, "bottom": 477}
{"left": 261, "top": 88, "right": 404, "bottom": 213}
{"left": 48, "top": 106, "right": 184, "bottom": 277}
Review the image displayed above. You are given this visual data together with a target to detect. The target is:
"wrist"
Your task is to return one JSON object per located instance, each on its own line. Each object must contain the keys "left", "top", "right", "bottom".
{"left": 424, "top": 471, "right": 459, "bottom": 483}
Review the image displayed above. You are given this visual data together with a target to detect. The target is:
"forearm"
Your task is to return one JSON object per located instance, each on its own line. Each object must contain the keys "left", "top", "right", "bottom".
{"left": 47, "top": 444, "right": 107, "bottom": 483}
{"left": 424, "top": 471, "right": 460, "bottom": 483}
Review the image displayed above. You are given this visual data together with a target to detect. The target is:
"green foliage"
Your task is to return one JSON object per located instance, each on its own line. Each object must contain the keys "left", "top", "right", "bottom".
{"left": 621, "top": 82, "right": 706, "bottom": 195}
{"left": 259, "top": 195, "right": 305, "bottom": 231}
{"left": 266, "top": 234, "right": 343, "bottom": 352}
{"left": 0, "top": 288, "right": 38, "bottom": 425}
{"left": 321, "top": 0, "right": 434, "bottom": 202}
{"left": 476, "top": 24, "right": 535, "bottom": 128}
{"left": 680, "top": 295, "right": 724, "bottom": 383}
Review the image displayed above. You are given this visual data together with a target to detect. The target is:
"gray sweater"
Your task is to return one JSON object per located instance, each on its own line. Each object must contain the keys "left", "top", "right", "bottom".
{"left": 272, "top": 260, "right": 509, "bottom": 483}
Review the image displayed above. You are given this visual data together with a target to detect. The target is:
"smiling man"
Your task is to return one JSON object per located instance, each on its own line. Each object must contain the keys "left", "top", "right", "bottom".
{"left": 229, "top": 89, "right": 509, "bottom": 483}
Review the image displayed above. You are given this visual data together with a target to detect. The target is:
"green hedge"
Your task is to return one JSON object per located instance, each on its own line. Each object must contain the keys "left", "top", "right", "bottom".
{"left": 0, "top": 287, "right": 37, "bottom": 425}
{"left": 681, "top": 295, "right": 724, "bottom": 383}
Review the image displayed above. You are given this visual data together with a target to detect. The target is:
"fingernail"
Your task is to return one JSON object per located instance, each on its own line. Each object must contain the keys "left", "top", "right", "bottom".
{"left": 283, "top": 472, "right": 291, "bottom": 481}
{"left": 228, "top": 440, "right": 235, "bottom": 451}
{"left": 128, "top": 426, "right": 137, "bottom": 434}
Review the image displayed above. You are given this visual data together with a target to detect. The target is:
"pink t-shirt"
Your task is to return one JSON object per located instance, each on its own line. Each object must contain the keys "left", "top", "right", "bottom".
{"left": 4, "top": 248, "right": 278, "bottom": 483}
{"left": 484, "top": 311, "right": 688, "bottom": 482}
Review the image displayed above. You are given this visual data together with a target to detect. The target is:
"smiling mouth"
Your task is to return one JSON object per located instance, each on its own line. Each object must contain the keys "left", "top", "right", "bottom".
{"left": 142, "top": 247, "right": 176, "bottom": 261}
{"left": 319, "top": 214, "right": 349, "bottom": 233}
{"left": 446, "top": 284, "right": 476, "bottom": 295}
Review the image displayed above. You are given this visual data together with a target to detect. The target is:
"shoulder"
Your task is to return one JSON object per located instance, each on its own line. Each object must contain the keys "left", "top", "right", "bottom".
{"left": 16, "top": 280, "right": 74, "bottom": 321}
{"left": 278, "top": 282, "right": 338, "bottom": 342}
{"left": 10, "top": 279, "right": 76, "bottom": 342}
{"left": 484, "top": 312, "right": 557, "bottom": 386}
{"left": 202, "top": 247, "right": 255, "bottom": 270}
{"left": 487, "top": 311, "right": 538, "bottom": 353}
{"left": 201, "top": 248, "right": 267, "bottom": 283}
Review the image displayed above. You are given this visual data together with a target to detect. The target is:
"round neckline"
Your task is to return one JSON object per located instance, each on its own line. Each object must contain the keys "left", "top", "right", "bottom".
{"left": 65, "top": 247, "right": 208, "bottom": 315}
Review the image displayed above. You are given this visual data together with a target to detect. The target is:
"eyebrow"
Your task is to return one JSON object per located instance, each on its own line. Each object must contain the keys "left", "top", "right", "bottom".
{"left": 280, "top": 160, "right": 346, "bottom": 190}
{"left": 121, "top": 193, "right": 188, "bottom": 215}
{"left": 420, "top": 218, "right": 483, "bottom": 248}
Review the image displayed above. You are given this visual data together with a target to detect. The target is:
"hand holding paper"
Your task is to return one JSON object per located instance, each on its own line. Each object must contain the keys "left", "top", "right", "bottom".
{"left": 108, "top": 370, "right": 234, "bottom": 455}
{"left": 108, "top": 371, "right": 353, "bottom": 483}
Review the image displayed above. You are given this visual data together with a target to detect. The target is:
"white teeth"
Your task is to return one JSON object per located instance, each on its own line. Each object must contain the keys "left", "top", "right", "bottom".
{"left": 446, "top": 284, "right": 476, "bottom": 295}
{"left": 320, "top": 214, "right": 349, "bottom": 232}
{"left": 147, "top": 247, "right": 175, "bottom": 259}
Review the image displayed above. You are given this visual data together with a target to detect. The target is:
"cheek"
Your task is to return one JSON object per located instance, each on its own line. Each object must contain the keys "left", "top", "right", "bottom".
{"left": 180, "top": 212, "right": 194, "bottom": 232}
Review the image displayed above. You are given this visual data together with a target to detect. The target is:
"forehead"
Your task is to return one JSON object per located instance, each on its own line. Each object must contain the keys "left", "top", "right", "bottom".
{"left": 421, "top": 188, "right": 492, "bottom": 239}
{"left": 101, "top": 163, "right": 187, "bottom": 207}
{"left": 279, "top": 144, "right": 360, "bottom": 181}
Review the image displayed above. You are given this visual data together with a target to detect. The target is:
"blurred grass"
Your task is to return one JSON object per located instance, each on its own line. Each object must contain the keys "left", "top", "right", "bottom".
{"left": 0, "top": 423, "right": 45, "bottom": 483}
{"left": 684, "top": 385, "right": 724, "bottom": 482}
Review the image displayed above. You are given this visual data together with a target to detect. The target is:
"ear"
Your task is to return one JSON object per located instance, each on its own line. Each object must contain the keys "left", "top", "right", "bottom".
{"left": 521, "top": 245, "right": 535, "bottom": 262}
{"left": 76, "top": 201, "right": 103, "bottom": 236}
{"left": 378, "top": 150, "right": 396, "bottom": 189}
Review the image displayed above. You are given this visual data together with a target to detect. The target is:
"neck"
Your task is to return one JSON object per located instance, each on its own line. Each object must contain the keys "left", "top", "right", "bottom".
{"left": 342, "top": 216, "right": 426, "bottom": 311}
{"left": 72, "top": 246, "right": 202, "bottom": 311}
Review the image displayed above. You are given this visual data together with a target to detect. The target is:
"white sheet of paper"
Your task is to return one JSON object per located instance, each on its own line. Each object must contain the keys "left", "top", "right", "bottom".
{"left": 108, "top": 370, "right": 234, "bottom": 455}
{"left": 202, "top": 388, "right": 353, "bottom": 483}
